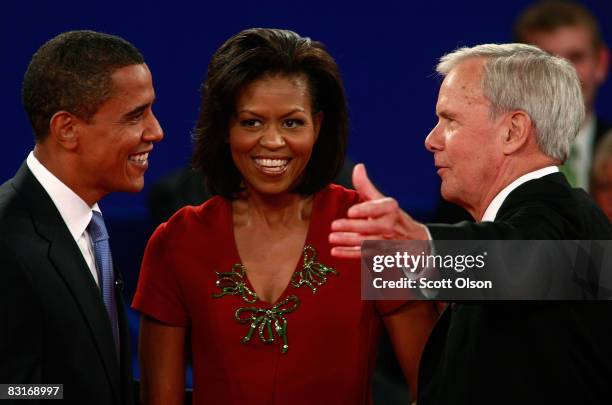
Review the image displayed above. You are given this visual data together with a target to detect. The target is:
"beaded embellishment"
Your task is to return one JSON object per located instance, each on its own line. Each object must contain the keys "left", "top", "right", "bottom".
{"left": 213, "top": 245, "right": 338, "bottom": 353}
{"left": 235, "top": 295, "right": 300, "bottom": 354}
{"left": 213, "top": 264, "right": 257, "bottom": 303}
{"left": 291, "top": 245, "right": 338, "bottom": 293}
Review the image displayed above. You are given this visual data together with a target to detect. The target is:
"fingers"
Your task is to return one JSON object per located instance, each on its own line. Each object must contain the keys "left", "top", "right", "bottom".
{"left": 330, "top": 246, "right": 362, "bottom": 259}
{"left": 331, "top": 213, "right": 399, "bottom": 237}
{"left": 331, "top": 165, "right": 400, "bottom": 260}
{"left": 352, "top": 163, "right": 385, "bottom": 201}
{"left": 328, "top": 231, "right": 387, "bottom": 246}
{"left": 347, "top": 197, "right": 399, "bottom": 218}
{"left": 328, "top": 231, "right": 365, "bottom": 246}
{"left": 329, "top": 230, "right": 395, "bottom": 259}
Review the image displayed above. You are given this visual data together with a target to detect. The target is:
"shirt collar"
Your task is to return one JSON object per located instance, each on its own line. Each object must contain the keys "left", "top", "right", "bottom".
{"left": 480, "top": 166, "right": 559, "bottom": 222}
{"left": 26, "top": 151, "right": 101, "bottom": 240}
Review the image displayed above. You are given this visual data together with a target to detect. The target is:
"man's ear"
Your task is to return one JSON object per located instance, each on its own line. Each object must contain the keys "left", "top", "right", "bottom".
{"left": 313, "top": 111, "right": 324, "bottom": 140}
{"left": 502, "top": 110, "right": 532, "bottom": 155}
{"left": 49, "top": 111, "right": 79, "bottom": 150}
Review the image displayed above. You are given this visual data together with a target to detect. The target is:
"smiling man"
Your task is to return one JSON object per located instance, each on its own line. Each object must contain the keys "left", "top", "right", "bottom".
{"left": 0, "top": 31, "right": 163, "bottom": 404}
{"left": 330, "top": 43, "right": 612, "bottom": 404}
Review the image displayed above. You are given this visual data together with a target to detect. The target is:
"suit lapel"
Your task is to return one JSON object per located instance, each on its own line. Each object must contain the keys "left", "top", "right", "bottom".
{"left": 12, "top": 163, "right": 120, "bottom": 402}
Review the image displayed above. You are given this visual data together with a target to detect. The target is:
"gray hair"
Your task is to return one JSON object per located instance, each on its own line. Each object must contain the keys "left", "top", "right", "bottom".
{"left": 436, "top": 43, "right": 584, "bottom": 161}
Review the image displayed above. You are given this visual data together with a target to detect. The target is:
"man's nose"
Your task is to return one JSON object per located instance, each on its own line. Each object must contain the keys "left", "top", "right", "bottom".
{"left": 424, "top": 124, "right": 443, "bottom": 152}
{"left": 144, "top": 112, "right": 164, "bottom": 143}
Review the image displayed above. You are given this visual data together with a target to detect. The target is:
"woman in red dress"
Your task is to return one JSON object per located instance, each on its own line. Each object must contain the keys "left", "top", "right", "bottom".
{"left": 133, "top": 28, "right": 437, "bottom": 405}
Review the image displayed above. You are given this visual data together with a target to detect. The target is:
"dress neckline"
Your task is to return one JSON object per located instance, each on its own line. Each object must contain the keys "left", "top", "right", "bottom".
{"left": 224, "top": 191, "right": 321, "bottom": 306}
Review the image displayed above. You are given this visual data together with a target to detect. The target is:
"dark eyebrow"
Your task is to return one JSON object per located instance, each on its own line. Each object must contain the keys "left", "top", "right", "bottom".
{"left": 280, "top": 108, "right": 306, "bottom": 118}
{"left": 237, "top": 109, "right": 263, "bottom": 118}
{"left": 122, "top": 102, "right": 152, "bottom": 121}
{"left": 237, "top": 108, "right": 306, "bottom": 119}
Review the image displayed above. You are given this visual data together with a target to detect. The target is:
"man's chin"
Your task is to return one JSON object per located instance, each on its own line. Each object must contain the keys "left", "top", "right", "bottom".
{"left": 440, "top": 184, "right": 453, "bottom": 201}
{"left": 440, "top": 186, "right": 464, "bottom": 206}
{"left": 119, "top": 178, "right": 145, "bottom": 194}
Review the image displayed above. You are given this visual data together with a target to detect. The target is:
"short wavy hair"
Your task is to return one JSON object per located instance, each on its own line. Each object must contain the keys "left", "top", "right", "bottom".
{"left": 22, "top": 30, "right": 144, "bottom": 141}
{"left": 437, "top": 43, "right": 584, "bottom": 162}
{"left": 192, "top": 28, "right": 348, "bottom": 198}
{"left": 514, "top": 1, "right": 604, "bottom": 50}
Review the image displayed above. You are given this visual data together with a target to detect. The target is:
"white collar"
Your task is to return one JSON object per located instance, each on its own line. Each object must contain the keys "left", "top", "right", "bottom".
{"left": 572, "top": 113, "right": 596, "bottom": 191}
{"left": 577, "top": 113, "right": 596, "bottom": 147}
{"left": 26, "top": 151, "right": 101, "bottom": 240}
{"left": 480, "top": 166, "right": 559, "bottom": 222}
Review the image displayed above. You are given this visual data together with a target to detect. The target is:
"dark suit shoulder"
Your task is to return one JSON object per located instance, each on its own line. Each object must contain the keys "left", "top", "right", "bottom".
{"left": 0, "top": 176, "right": 39, "bottom": 243}
{"left": 428, "top": 173, "right": 612, "bottom": 240}
{"left": 499, "top": 173, "right": 611, "bottom": 239}
{"left": 0, "top": 175, "right": 54, "bottom": 306}
{"left": 0, "top": 176, "right": 20, "bottom": 218}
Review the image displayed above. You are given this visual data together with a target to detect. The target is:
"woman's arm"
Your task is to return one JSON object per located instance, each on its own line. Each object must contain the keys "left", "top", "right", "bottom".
{"left": 383, "top": 301, "right": 439, "bottom": 400}
{"left": 139, "top": 315, "right": 188, "bottom": 405}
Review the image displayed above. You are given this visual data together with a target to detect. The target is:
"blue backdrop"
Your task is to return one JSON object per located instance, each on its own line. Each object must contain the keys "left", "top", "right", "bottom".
{"left": 2, "top": 1, "right": 611, "bottom": 220}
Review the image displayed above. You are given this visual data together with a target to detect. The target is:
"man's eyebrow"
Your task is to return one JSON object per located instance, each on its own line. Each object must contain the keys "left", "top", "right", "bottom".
{"left": 122, "top": 102, "right": 152, "bottom": 120}
{"left": 436, "top": 109, "right": 457, "bottom": 120}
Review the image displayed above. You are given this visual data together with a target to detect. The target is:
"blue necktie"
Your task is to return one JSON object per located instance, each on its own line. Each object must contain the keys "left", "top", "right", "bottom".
{"left": 87, "top": 211, "right": 120, "bottom": 353}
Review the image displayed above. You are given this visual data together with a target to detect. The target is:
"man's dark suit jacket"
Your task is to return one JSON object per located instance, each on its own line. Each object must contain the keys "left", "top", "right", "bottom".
{"left": 418, "top": 172, "right": 612, "bottom": 405}
{"left": 0, "top": 163, "right": 133, "bottom": 405}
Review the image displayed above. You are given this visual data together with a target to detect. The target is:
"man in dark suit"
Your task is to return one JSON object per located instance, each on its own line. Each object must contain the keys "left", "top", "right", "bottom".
{"left": 0, "top": 31, "right": 163, "bottom": 404}
{"left": 515, "top": 1, "right": 611, "bottom": 192}
{"left": 329, "top": 43, "right": 612, "bottom": 404}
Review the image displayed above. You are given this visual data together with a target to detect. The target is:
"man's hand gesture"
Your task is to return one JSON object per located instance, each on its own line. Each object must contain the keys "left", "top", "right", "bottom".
{"left": 329, "top": 163, "right": 429, "bottom": 258}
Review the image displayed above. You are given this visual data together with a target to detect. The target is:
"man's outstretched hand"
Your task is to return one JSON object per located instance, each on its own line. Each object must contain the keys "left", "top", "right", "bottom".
{"left": 329, "top": 163, "right": 429, "bottom": 258}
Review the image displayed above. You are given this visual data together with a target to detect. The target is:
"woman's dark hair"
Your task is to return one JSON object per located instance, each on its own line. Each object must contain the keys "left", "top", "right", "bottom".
{"left": 192, "top": 28, "right": 348, "bottom": 198}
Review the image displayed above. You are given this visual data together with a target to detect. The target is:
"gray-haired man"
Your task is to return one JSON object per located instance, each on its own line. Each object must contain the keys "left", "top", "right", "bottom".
{"left": 330, "top": 43, "right": 612, "bottom": 404}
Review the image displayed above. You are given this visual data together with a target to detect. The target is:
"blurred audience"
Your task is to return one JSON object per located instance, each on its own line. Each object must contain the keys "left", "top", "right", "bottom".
{"left": 514, "top": 0, "right": 610, "bottom": 191}
{"left": 592, "top": 133, "right": 612, "bottom": 221}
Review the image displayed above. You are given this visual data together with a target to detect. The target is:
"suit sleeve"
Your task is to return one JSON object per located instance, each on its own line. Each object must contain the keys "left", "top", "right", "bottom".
{"left": 425, "top": 207, "right": 589, "bottom": 300}
{"left": 0, "top": 240, "right": 44, "bottom": 393}
{"left": 132, "top": 223, "right": 190, "bottom": 327}
{"left": 427, "top": 206, "right": 568, "bottom": 240}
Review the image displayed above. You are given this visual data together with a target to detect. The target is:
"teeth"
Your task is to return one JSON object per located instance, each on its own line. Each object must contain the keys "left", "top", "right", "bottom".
{"left": 129, "top": 152, "right": 149, "bottom": 164}
{"left": 254, "top": 158, "right": 289, "bottom": 168}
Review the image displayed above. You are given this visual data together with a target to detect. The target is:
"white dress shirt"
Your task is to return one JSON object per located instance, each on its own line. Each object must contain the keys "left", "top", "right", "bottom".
{"left": 567, "top": 113, "right": 596, "bottom": 192}
{"left": 481, "top": 166, "right": 559, "bottom": 222}
{"left": 26, "top": 151, "right": 101, "bottom": 286}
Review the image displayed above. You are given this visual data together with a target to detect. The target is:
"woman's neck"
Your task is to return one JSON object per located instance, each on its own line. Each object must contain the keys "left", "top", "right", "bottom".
{"left": 233, "top": 189, "right": 313, "bottom": 229}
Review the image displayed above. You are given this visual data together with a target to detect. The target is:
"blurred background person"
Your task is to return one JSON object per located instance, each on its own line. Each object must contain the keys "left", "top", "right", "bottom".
{"left": 514, "top": 0, "right": 610, "bottom": 191}
{"left": 591, "top": 133, "right": 612, "bottom": 221}
{"left": 133, "top": 28, "right": 437, "bottom": 405}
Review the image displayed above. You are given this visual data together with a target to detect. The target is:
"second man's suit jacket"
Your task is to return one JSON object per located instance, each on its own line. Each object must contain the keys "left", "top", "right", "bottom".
{"left": 418, "top": 173, "right": 612, "bottom": 405}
